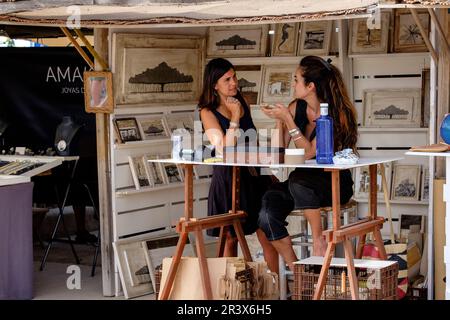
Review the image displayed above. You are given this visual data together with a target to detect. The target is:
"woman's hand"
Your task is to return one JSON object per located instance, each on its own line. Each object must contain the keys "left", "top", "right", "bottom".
{"left": 261, "top": 103, "right": 292, "bottom": 122}
{"left": 225, "top": 96, "right": 241, "bottom": 118}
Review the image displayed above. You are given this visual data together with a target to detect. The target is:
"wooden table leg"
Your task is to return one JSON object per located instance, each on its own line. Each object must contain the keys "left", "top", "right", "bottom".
{"left": 195, "top": 228, "right": 213, "bottom": 299}
{"left": 313, "top": 242, "right": 336, "bottom": 300}
{"left": 356, "top": 234, "right": 366, "bottom": 259}
{"left": 373, "top": 226, "right": 387, "bottom": 260}
{"left": 159, "top": 232, "right": 189, "bottom": 300}
{"left": 184, "top": 164, "right": 194, "bottom": 220}
{"left": 216, "top": 226, "right": 227, "bottom": 257}
{"left": 343, "top": 238, "right": 359, "bottom": 300}
{"left": 233, "top": 216, "right": 252, "bottom": 262}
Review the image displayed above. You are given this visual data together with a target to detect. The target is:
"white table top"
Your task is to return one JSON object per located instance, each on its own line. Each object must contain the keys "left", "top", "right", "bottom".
{"left": 148, "top": 156, "right": 403, "bottom": 170}
{"left": 405, "top": 151, "right": 450, "bottom": 158}
{"left": 0, "top": 175, "right": 31, "bottom": 186}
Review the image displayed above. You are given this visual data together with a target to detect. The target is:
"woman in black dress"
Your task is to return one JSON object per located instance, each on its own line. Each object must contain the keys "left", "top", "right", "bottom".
{"left": 258, "top": 56, "right": 358, "bottom": 272}
{"left": 198, "top": 58, "right": 276, "bottom": 265}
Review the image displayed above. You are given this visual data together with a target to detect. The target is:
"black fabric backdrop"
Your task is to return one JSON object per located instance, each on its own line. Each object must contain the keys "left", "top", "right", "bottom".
{"left": 0, "top": 47, "right": 98, "bottom": 205}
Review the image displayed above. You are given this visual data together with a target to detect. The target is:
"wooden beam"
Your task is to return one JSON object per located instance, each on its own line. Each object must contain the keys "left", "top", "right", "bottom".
{"left": 60, "top": 27, "right": 94, "bottom": 69}
{"left": 410, "top": 9, "right": 439, "bottom": 64}
{"left": 73, "top": 28, "right": 109, "bottom": 71}
{"left": 428, "top": 8, "right": 450, "bottom": 56}
{"left": 333, "top": 218, "right": 384, "bottom": 240}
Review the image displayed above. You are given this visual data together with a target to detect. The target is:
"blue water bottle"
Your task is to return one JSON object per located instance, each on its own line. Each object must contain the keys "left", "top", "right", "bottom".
{"left": 316, "top": 103, "right": 334, "bottom": 164}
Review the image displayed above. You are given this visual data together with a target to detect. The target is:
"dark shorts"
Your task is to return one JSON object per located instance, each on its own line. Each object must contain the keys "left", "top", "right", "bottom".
{"left": 258, "top": 168, "right": 353, "bottom": 241}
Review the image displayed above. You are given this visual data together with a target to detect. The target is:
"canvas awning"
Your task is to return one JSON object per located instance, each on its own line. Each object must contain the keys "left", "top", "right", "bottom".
{"left": 0, "top": 0, "right": 380, "bottom": 27}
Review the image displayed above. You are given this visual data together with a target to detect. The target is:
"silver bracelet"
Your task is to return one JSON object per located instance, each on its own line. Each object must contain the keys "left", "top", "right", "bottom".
{"left": 289, "top": 128, "right": 300, "bottom": 137}
{"left": 229, "top": 121, "right": 239, "bottom": 129}
{"left": 293, "top": 134, "right": 304, "bottom": 142}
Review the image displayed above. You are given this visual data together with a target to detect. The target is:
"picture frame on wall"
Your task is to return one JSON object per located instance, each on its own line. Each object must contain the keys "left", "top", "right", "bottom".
{"left": 391, "top": 164, "right": 421, "bottom": 201}
{"left": 394, "top": 9, "right": 430, "bottom": 53}
{"left": 112, "top": 239, "right": 154, "bottom": 299}
{"left": 136, "top": 116, "right": 169, "bottom": 140}
{"left": 164, "top": 113, "right": 195, "bottom": 135}
{"left": 421, "top": 68, "right": 430, "bottom": 128}
{"left": 348, "top": 12, "right": 390, "bottom": 55}
{"left": 128, "top": 155, "right": 152, "bottom": 190}
{"left": 147, "top": 155, "right": 167, "bottom": 187}
{"left": 363, "top": 89, "right": 421, "bottom": 127}
{"left": 272, "top": 23, "right": 299, "bottom": 56}
{"left": 235, "top": 65, "right": 262, "bottom": 106}
{"left": 207, "top": 25, "right": 269, "bottom": 57}
{"left": 297, "top": 21, "right": 332, "bottom": 56}
{"left": 113, "top": 33, "right": 204, "bottom": 105}
{"left": 83, "top": 71, "right": 114, "bottom": 113}
{"left": 114, "top": 117, "right": 142, "bottom": 143}
{"left": 354, "top": 163, "right": 392, "bottom": 200}
{"left": 260, "top": 65, "right": 296, "bottom": 104}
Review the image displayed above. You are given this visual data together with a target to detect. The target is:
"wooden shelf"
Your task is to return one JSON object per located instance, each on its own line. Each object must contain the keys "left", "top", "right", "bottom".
{"left": 225, "top": 55, "right": 339, "bottom": 66}
{"left": 114, "top": 139, "right": 171, "bottom": 150}
{"left": 349, "top": 52, "right": 430, "bottom": 59}
{"left": 354, "top": 198, "right": 428, "bottom": 205}
{"left": 116, "top": 178, "right": 211, "bottom": 197}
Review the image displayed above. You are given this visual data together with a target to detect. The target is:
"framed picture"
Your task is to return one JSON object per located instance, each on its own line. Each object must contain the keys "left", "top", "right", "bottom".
{"left": 363, "top": 89, "right": 421, "bottom": 127}
{"left": 207, "top": 25, "right": 269, "bottom": 57}
{"left": 114, "top": 117, "right": 141, "bottom": 143}
{"left": 160, "top": 154, "right": 183, "bottom": 184}
{"left": 272, "top": 23, "right": 299, "bottom": 56}
{"left": 421, "top": 68, "right": 430, "bottom": 128}
{"left": 261, "top": 65, "right": 296, "bottom": 104}
{"left": 112, "top": 238, "right": 154, "bottom": 299}
{"left": 136, "top": 116, "right": 169, "bottom": 140}
{"left": 147, "top": 155, "right": 167, "bottom": 187}
{"left": 354, "top": 163, "right": 392, "bottom": 200}
{"left": 113, "top": 33, "right": 204, "bottom": 105}
{"left": 128, "top": 155, "right": 152, "bottom": 190}
{"left": 399, "top": 214, "right": 425, "bottom": 241}
{"left": 83, "top": 71, "right": 114, "bottom": 113}
{"left": 297, "top": 21, "right": 332, "bottom": 56}
{"left": 394, "top": 9, "right": 430, "bottom": 53}
{"left": 421, "top": 167, "right": 429, "bottom": 201}
{"left": 348, "top": 12, "right": 390, "bottom": 55}
{"left": 164, "top": 113, "right": 195, "bottom": 135}
{"left": 235, "top": 65, "right": 262, "bottom": 106}
{"left": 391, "top": 164, "right": 421, "bottom": 201}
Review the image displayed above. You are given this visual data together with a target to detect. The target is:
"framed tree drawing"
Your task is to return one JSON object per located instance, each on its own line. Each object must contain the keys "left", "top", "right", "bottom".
{"left": 272, "top": 23, "right": 299, "bottom": 56}
{"left": 354, "top": 162, "right": 392, "bottom": 200}
{"left": 113, "top": 238, "right": 154, "bottom": 299}
{"left": 136, "top": 116, "right": 169, "bottom": 141}
{"left": 391, "top": 164, "right": 421, "bottom": 201}
{"left": 113, "top": 33, "right": 205, "bottom": 105}
{"left": 207, "top": 25, "right": 269, "bottom": 57}
{"left": 363, "top": 89, "right": 421, "bottom": 127}
{"left": 235, "top": 65, "right": 262, "bottom": 106}
{"left": 394, "top": 9, "right": 430, "bottom": 53}
{"left": 348, "top": 12, "right": 390, "bottom": 55}
{"left": 128, "top": 155, "right": 152, "bottom": 190}
{"left": 260, "top": 65, "right": 296, "bottom": 105}
{"left": 297, "top": 21, "right": 332, "bottom": 56}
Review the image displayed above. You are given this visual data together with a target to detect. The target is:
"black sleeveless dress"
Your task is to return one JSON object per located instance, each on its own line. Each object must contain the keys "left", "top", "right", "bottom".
{"left": 206, "top": 102, "right": 272, "bottom": 237}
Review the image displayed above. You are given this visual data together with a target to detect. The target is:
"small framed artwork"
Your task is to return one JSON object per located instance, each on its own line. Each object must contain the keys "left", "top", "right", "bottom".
{"left": 261, "top": 65, "right": 296, "bottom": 104}
{"left": 160, "top": 154, "right": 183, "bottom": 184}
{"left": 297, "top": 21, "right": 332, "bottom": 56}
{"left": 128, "top": 155, "right": 152, "bottom": 190}
{"left": 399, "top": 214, "right": 425, "bottom": 241}
{"left": 207, "top": 25, "right": 269, "bottom": 57}
{"left": 83, "top": 71, "right": 114, "bottom": 113}
{"left": 235, "top": 65, "right": 262, "bottom": 106}
{"left": 348, "top": 12, "right": 390, "bottom": 55}
{"left": 272, "top": 23, "right": 299, "bottom": 56}
{"left": 391, "top": 164, "right": 421, "bottom": 201}
{"left": 421, "top": 167, "right": 429, "bottom": 201}
{"left": 363, "top": 89, "right": 421, "bottom": 127}
{"left": 354, "top": 163, "right": 392, "bottom": 200}
{"left": 394, "top": 9, "right": 430, "bottom": 53}
{"left": 421, "top": 68, "right": 430, "bottom": 128}
{"left": 164, "top": 113, "right": 195, "bottom": 135}
{"left": 147, "top": 155, "right": 167, "bottom": 187}
{"left": 114, "top": 117, "right": 141, "bottom": 143}
{"left": 136, "top": 116, "right": 169, "bottom": 141}
{"left": 112, "top": 238, "right": 154, "bottom": 299}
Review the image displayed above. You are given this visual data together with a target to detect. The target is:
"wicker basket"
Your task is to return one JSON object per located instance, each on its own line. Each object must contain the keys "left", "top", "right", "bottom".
{"left": 293, "top": 257, "right": 398, "bottom": 300}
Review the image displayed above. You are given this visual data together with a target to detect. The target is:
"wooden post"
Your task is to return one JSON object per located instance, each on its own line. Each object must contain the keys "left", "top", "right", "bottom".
{"left": 184, "top": 164, "right": 193, "bottom": 220}
{"left": 369, "top": 165, "right": 377, "bottom": 219}
{"left": 410, "top": 9, "right": 439, "bottom": 64}
{"left": 331, "top": 170, "right": 341, "bottom": 230}
{"left": 93, "top": 28, "right": 114, "bottom": 297}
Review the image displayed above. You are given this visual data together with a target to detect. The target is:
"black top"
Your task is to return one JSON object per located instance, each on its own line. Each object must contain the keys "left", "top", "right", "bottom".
{"left": 294, "top": 99, "right": 316, "bottom": 142}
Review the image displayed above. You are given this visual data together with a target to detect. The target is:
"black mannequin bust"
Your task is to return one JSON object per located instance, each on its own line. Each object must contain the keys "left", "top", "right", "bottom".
{"left": 54, "top": 116, "right": 83, "bottom": 156}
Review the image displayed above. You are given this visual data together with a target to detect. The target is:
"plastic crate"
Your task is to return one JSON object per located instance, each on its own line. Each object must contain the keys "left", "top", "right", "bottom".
{"left": 293, "top": 257, "right": 398, "bottom": 300}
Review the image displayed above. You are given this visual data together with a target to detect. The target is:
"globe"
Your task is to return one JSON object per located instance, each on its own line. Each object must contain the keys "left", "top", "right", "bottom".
{"left": 440, "top": 114, "right": 450, "bottom": 144}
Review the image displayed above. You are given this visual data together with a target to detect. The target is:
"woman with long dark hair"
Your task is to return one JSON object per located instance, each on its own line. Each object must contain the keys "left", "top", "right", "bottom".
{"left": 258, "top": 56, "right": 358, "bottom": 272}
{"left": 198, "top": 58, "right": 276, "bottom": 265}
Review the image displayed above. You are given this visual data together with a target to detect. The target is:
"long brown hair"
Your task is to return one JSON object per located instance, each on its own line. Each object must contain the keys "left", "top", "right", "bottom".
{"left": 198, "top": 58, "right": 247, "bottom": 111}
{"left": 299, "top": 56, "right": 358, "bottom": 152}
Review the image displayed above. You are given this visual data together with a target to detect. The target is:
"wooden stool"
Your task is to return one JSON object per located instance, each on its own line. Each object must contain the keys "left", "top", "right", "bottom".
{"left": 279, "top": 200, "right": 357, "bottom": 300}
